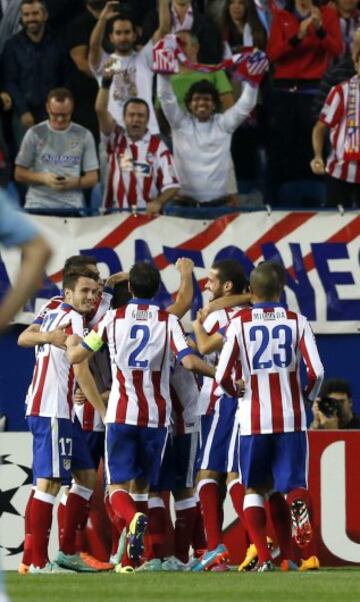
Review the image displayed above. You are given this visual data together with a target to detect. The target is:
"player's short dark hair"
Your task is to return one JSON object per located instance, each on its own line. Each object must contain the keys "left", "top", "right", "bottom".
{"left": 63, "top": 255, "right": 97, "bottom": 276}
{"left": 108, "top": 13, "right": 137, "bottom": 34}
{"left": 211, "top": 259, "right": 248, "bottom": 294}
{"left": 320, "top": 379, "right": 352, "bottom": 399}
{"left": 250, "top": 263, "right": 280, "bottom": 300}
{"left": 21, "top": 0, "right": 47, "bottom": 10}
{"left": 129, "top": 262, "right": 160, "bottom": 299}
{"left": 47, "top": 87, "right": 74, "bottom": 105}
{"left": 185, "top": 80, "right": 221, "bottom": 113}
{"left": 63, "top": 270, "right": 99, "bottom": 292}
{"left": 123, "top": 98, "right": 150, "bottom": 118}
{"left": 260, "top": 260, "right": 286, "bottom": 293}
{"left": 112, "top": 280, "right": 131, "bottom": 308}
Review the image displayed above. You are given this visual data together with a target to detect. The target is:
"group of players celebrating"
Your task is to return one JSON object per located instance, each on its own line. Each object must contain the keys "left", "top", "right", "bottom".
{"left": 17, "top": 253, "right": 324, "bottom": 574}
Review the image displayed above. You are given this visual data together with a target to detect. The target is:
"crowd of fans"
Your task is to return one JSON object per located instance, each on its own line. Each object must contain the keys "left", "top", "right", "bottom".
{"left": 0, "top": 0, "right": 360, "bottom": 216}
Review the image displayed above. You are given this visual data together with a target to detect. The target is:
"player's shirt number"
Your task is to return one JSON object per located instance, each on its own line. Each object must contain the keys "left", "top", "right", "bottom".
{"left": 38, "top": 312, "right": 58, "bottom": 353}
{"left": 249, "top": 325, "right": 293, "bottom": 370}
{"left": 128, "top": 325, "right": 150, "bottom": 368}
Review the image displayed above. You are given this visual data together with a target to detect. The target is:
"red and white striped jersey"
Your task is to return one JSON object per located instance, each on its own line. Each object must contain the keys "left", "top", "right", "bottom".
{"left": 320, "top": 81, "right": 360, "bottom": 183}
{"left": 32, "top": 290, "right": 112, "bottom": 429}
{"left": 84, "top": 299, "right": 194, "bottom": 428}
{"left": 102, "top": 128, "right": 179, "bottom": 211}
{"left": 170, "top": 361, "right": 200, "bottom": 435}
{"left": 198, "top": 307, "right": 243, "bottom": 416}
{"left": 88, "top": 288, "right": 113, "bottom": 328}
{"left": 26, "top": 303, "right": 86, "bottom": 420}
{"left": 33, "top": 295, "right": 63, "bottom": 325}
{"left": 216, "top": 304, "right": 324, "bottom": 436}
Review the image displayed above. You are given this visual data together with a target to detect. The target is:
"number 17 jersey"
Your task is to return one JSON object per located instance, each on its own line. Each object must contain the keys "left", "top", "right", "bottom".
{"left": 216, "top": 304, "right": 324, "bottom": 435}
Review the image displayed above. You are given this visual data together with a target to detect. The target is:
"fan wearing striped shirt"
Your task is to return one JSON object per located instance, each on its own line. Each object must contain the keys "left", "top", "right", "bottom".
{"left": 216, "top": 262, "right": 324, "bottom": 572}
{"left": 311, "top": 50, "right": 360, "bottom": 208}
{"left": 96, "top": 65, "right": 180, "bottom": 214}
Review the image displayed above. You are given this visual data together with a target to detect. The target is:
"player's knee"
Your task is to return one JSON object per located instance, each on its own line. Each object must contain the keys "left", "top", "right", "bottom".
{"left": 36, "top": 477, "right": 61, "bottom": 496}
{"left": 72, "top": 468, "right": 97, "bottom": 490}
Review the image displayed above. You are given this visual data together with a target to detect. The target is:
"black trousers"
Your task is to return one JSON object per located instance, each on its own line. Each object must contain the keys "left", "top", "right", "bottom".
{"left": 326, "top": 174, "right": 360, "bottom": 208}
{"left": 265, "top": 88, "right": 318, "bottom": 203}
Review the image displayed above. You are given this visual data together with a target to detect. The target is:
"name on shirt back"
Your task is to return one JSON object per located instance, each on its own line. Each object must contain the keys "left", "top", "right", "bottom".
{"left": 132, "top": 309, "right": 152, "bottom": 320}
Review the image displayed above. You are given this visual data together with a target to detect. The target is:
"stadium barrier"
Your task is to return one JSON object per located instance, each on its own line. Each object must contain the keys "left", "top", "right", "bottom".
{"left": 0, "top": 211, "right": 359, "bottom": 334}
{"left": 1, "top": 431, "right": 360, "bottom": 569}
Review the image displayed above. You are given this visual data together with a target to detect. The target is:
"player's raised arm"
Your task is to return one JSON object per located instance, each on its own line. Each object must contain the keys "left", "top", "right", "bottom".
{"left": 167, "top": 258, "right": 194, "bottom": 318}
{"left": 0, "top": 189, "right": 51, "bottom": 330}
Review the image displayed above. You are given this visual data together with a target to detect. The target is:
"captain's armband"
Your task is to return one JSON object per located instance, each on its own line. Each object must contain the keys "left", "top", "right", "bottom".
{"left": 83, "top": 330, "right": 104, "bottom": 352}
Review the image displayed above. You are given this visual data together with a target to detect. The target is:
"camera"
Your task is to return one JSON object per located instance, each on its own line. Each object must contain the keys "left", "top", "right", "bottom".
{"left": 318, "top": 396, "right": 342, "bottom": 419}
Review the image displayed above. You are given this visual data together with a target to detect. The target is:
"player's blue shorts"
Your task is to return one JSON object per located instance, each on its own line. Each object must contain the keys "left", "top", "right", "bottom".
{"left": 239, "top": 431, "right": 308, "bottom": 493}
{"left": 71, "top": 415, "right": 97, "bottom": 473}
{"left": 196, "top": 396, "right": 239, "bottom": 474}
{"left": 154, "top": 431, "right": 198, "bottom": 492}
{"left": 83, "top": 431, "right": 105, "bottom": 470}
{"left": 28, "top": 416, "right": 74, "bottom": 481}
{"left": 28, "top": 415, "right": 96, "bottom": 484}
{"left": 105, "top": 423, "right": 168, "bottom": 486}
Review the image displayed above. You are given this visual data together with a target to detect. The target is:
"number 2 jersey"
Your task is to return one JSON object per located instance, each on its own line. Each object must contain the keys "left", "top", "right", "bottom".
{"left": 26, "top": 303, "right": 86, "bottom": 420}
{"left": 216, "top": 303, "right": 324, "bottom": 435}
{"left": 83, "top": 299, "right": 195, "bottom": 428}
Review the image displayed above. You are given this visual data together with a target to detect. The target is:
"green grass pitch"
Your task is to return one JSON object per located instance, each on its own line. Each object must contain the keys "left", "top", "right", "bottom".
{"left": 5, "top": 570, "right": 360, "bottom": 602}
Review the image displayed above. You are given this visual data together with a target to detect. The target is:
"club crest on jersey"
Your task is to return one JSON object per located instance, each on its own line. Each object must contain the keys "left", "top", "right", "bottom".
{"left": 133, "top": 161, "right": 151, "bottom": 175}
{"left": 69, "top": 139, "right": 80, "bottom": 150}
{"left": 63, "top": 459, "right": 71, "bottom": 471}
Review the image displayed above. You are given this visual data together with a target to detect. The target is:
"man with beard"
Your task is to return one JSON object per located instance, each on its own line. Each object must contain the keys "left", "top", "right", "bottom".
{"left": 89, "top": 2, "right": 159, "bottom": 132}
{"left": 65, "top": 0, "right": 111, "bottom": 143}
{"left": 2, "top": 0, "right": 68, "bottom": 145}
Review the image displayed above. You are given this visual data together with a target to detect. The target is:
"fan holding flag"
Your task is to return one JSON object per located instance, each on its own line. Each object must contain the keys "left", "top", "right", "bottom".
{"left": 154, "top": 34, "right": 269, "bottom": 209}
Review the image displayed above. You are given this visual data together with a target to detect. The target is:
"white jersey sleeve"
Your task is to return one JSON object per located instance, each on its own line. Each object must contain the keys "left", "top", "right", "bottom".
{"left": 215, "top": 321, "right": 240, "bottom": 397}
{"left": 169, "top": 314, "right": 194, "bottom": 361}
{"left": 298, "top": 317, "right": 324, "bottom": 401}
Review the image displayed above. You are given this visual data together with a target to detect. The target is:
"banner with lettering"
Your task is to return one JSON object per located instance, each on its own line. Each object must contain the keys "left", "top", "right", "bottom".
{"left": 0, "top": 211, "right": 359, "bottom": 333}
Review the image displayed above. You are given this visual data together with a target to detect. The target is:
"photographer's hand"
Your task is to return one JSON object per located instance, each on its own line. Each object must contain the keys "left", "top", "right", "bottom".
{"left": 318, "top": 412, "right": 339, "bottom": 429}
